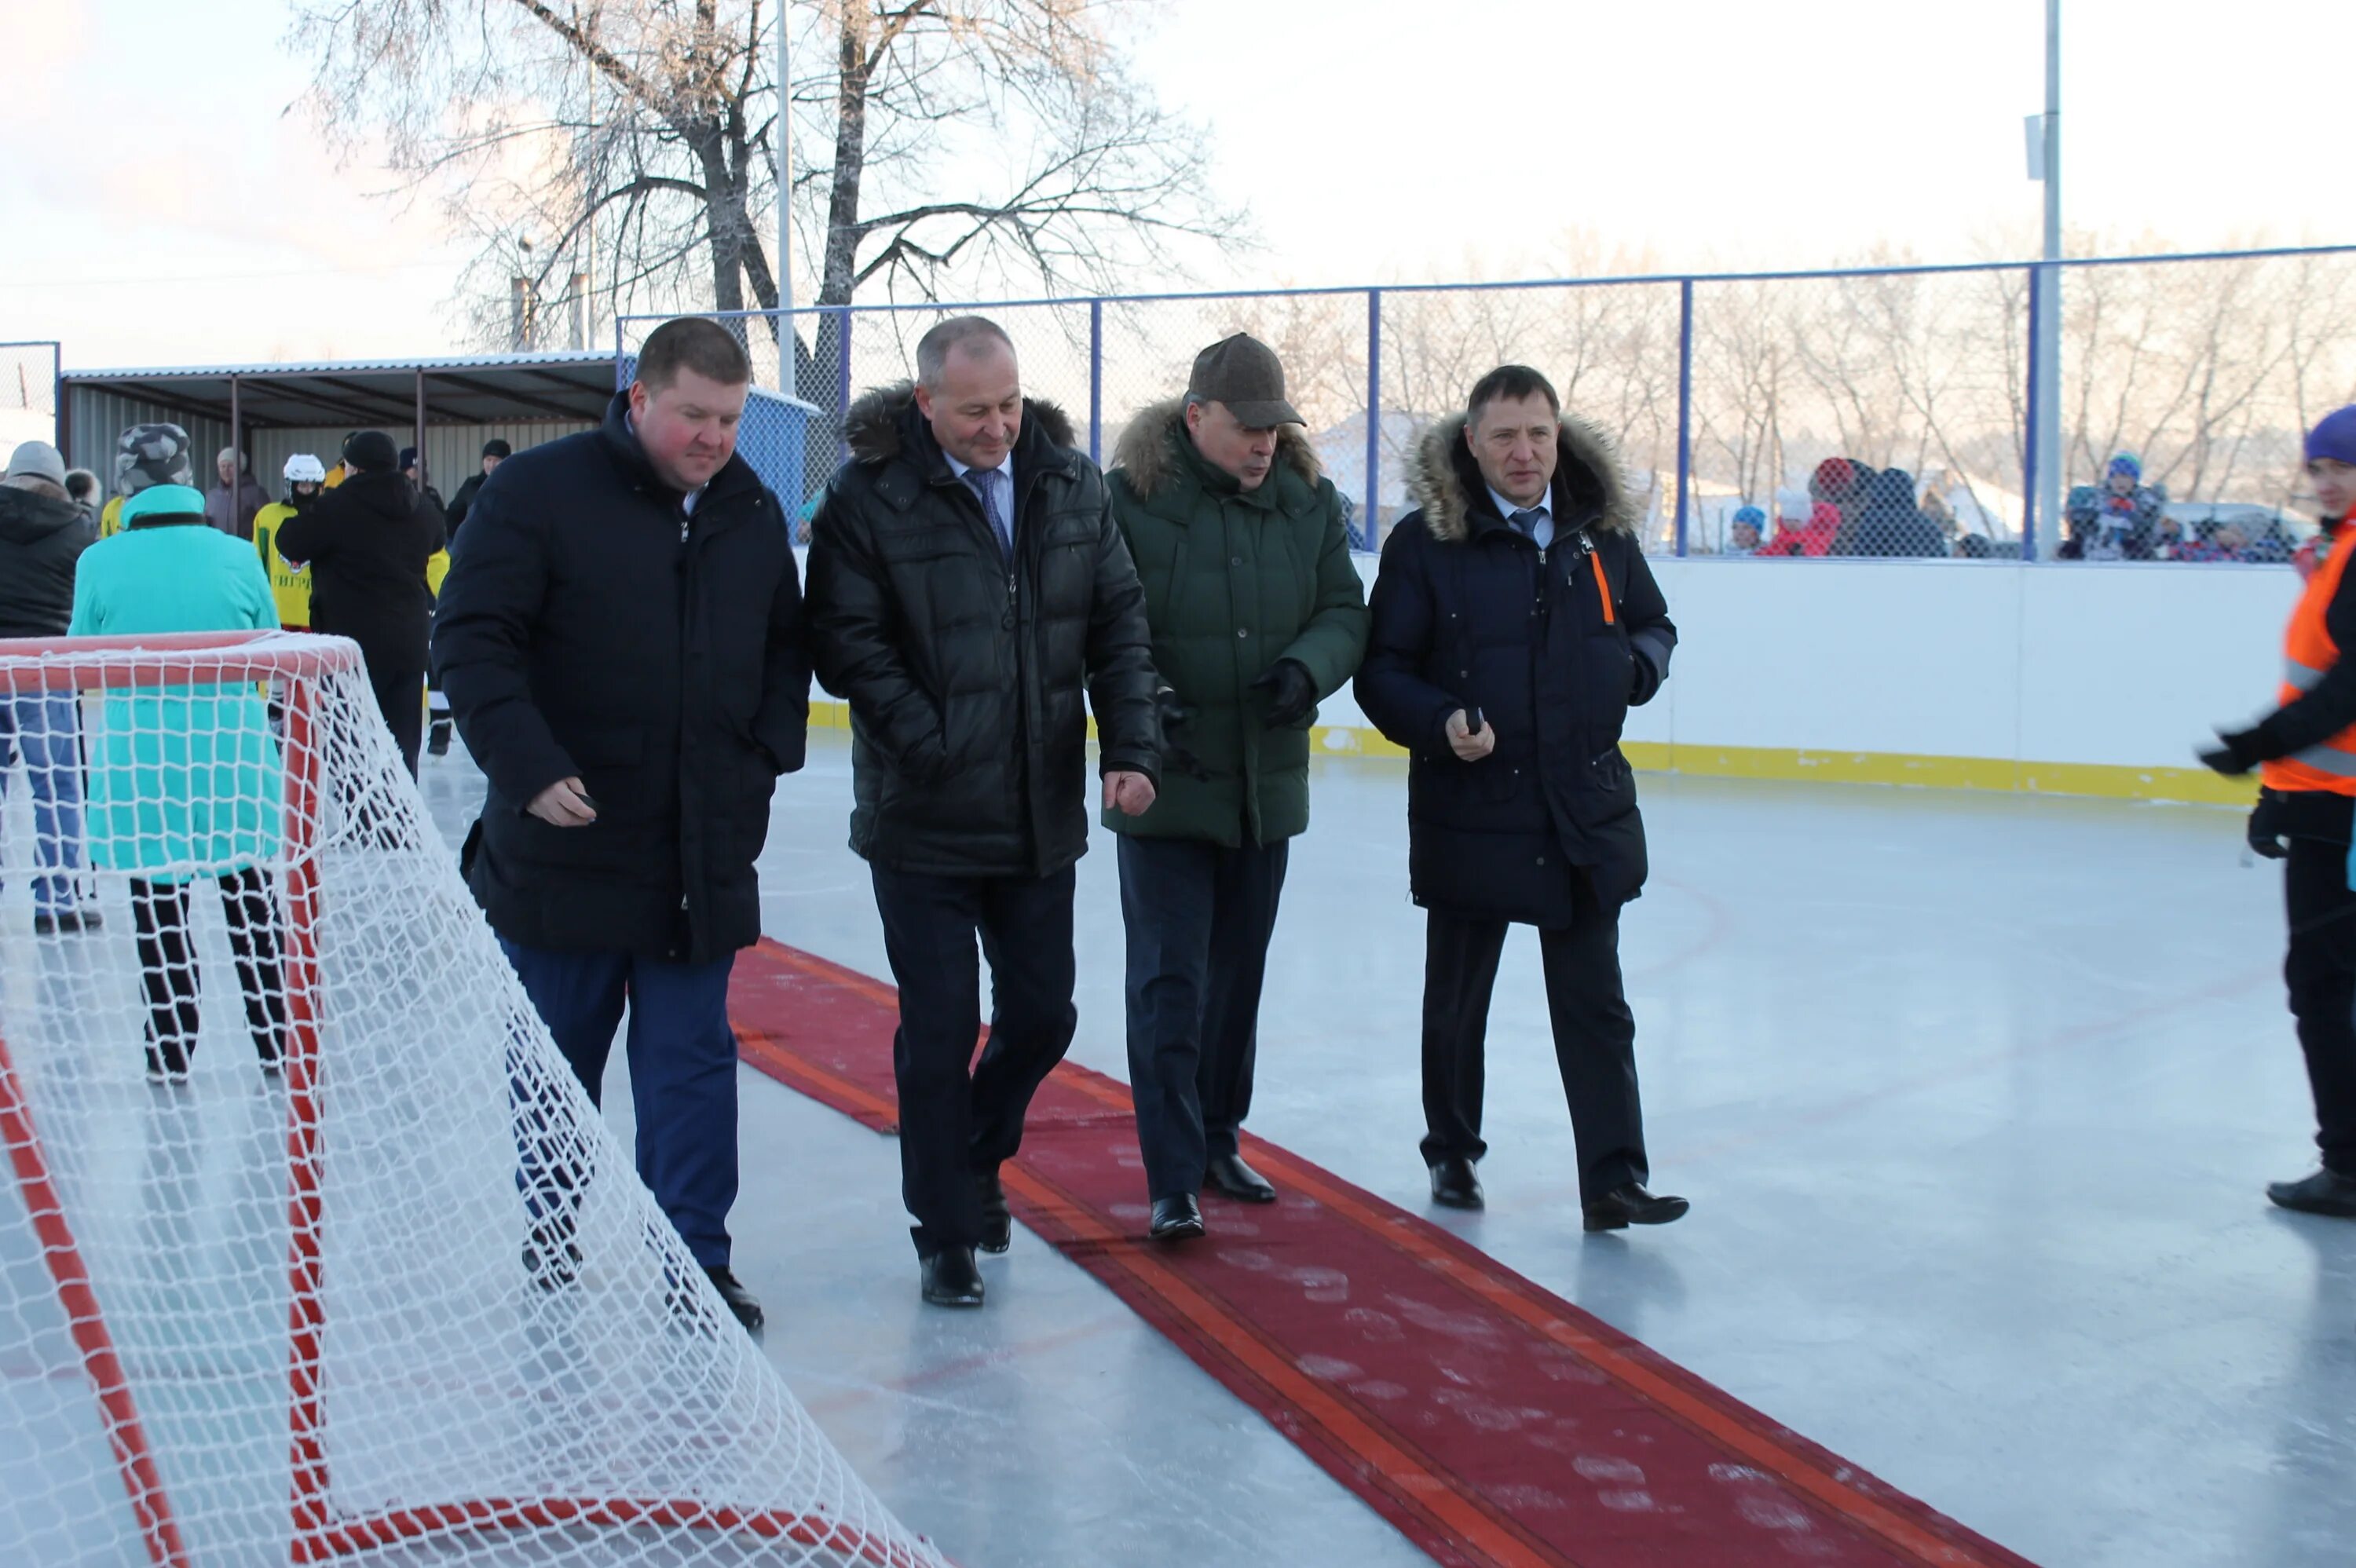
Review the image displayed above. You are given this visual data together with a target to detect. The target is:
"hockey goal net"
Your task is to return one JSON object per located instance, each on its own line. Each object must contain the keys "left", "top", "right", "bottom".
{"left": 0, "top": 632, "right": 943, "bottom": 1567}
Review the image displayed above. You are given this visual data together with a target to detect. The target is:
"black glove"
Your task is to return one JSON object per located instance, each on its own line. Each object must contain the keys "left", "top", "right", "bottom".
{"left": 2248, "top": 788, "right": 2290, "bottom": 860}
{"left": 1154, "top": 686, "right": 1211, "bottom": 781}
{"left": 2197, "top": 729, "right": 2263, "bottom": 777}
{"left": 1249, "top": 659, "right": 1317, "bottom": 729}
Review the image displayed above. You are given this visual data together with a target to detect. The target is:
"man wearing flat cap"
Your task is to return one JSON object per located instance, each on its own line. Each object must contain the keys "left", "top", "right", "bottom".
{"left": 1106, "top": 333, "right": 1370, "bottom": 1241}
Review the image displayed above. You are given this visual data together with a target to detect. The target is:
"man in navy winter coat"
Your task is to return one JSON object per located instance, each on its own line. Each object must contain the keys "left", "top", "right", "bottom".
{"left": 432, "top": 317, "right": 810, "bottom": 1332}
{"left": 1355, "top": 364, "right": 1687, "bottom": 1234}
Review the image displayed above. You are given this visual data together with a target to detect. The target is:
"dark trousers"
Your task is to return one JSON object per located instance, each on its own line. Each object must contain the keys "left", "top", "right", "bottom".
{"left": 1419, "top": 883, "right": 1648, "bottom": 1203}
{"left": 500, "top": 940, "right": 741, "bottom": 1268}
{"left": 365, "top": 660, "right": 425, "bottom": 779}
{"left": 2283, "top": 833, "right": 2356, "bottom": 1176}
{"left": 870, "top": 864, "right": 1077, "bottom": 1256}
{"left": 1118, "top": 834, "right": 1290, "bottom": 1199}
{"left": 130, "top": 868, "right": 287, "bottom": 1077}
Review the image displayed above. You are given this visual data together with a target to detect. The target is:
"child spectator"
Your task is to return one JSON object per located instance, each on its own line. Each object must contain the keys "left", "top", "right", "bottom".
{"left": 1726, "top": 505, "right": 1765, "bottom": 554}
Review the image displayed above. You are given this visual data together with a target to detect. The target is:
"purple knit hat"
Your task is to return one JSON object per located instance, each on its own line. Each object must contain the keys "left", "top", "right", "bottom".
{"left": 2308, "top": 406, "right": 2356, "bottom": 467}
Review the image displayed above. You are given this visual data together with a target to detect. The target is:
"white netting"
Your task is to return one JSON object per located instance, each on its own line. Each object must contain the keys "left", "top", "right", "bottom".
{"left": 0, "top": 633, "right": 943, "bottom": 1567}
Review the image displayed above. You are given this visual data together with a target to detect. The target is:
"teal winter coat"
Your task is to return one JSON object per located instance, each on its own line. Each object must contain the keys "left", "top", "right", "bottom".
{"left": 1103, "top": 400, "right": 1370, "bottom": 846}
{"left": 68, "top": 518, "right": 284, "bottom": 883}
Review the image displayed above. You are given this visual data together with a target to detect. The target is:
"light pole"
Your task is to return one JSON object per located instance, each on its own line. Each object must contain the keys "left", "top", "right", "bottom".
{"left": 2032, "top": 0, "right": 2062, "bottom": 556}
{"left": 776, "top": 1, "right": 796, "bottom": 393}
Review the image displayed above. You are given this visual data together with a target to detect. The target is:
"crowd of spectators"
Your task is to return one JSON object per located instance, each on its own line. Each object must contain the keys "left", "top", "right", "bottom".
{"left": 1717, "top": 451, "right": 2299, "bottom": 564}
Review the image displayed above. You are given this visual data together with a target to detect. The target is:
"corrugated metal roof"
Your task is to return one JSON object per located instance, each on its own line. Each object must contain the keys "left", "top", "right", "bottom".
{"left": 60, "top": 351, "right": 620, "bottom": 429}
{"left": 62, "top": 349, "right": 616, "bottom": 381}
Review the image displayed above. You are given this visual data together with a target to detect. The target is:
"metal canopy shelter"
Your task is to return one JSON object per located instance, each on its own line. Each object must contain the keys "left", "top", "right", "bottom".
{"left": 60, "top": 351, "right": 616, "bottom": 492}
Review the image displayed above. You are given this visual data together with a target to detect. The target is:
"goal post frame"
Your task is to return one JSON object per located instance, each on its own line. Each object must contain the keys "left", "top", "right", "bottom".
{"left": 0, "top": 632, "right": 935, "bottom": 1568}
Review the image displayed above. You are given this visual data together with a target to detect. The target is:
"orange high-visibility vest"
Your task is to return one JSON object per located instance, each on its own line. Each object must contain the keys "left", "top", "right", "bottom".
{"left": 2263, "top": 517, "right": 2356, "bottom": 795}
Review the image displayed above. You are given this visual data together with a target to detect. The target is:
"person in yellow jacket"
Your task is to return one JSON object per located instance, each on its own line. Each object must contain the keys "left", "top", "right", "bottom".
{"left": 426, "top": 532, "right": 453, "bottom": 754}
{"left": 2201, "top": 404, "right": 2356, "bottom": 1219}
{"left": 251, "top": 454, "right": 324, "bottom": 630}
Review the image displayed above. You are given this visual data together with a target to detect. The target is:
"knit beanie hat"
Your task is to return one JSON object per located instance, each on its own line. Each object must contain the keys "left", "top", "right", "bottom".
{"left": 114, "top": 423, "right": 193, "bottom": 495}
{"left": 5, "top": 440, "right": 67, "bottom": 488}
{"left": 342, "top": 430, "right": 399, "bottom": 473}
{"left": 2307, "top": 407, "right": 2356, "bottom": 468}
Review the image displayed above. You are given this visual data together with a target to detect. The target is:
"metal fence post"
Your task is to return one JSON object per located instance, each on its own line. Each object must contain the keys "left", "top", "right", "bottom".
{"left": 1088, "top": 298, "right": 1104, "bottom": 467}
{"left": 1674, "top": 278, "right": 1694, "bottom": 558}
{"left": 49, "top": 342, "right": 64, "bottom": 459}
{"left": 2021, "top": 265, "right": 2042, "bottom": 562}
{"left": 1363, "top": 290, "right": 1381, "bottom": 553}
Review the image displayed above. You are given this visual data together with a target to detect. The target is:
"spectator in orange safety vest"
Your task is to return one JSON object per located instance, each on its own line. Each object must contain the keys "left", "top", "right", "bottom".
{"left": 2197, "top": 404, "right": 2356, "bottom": 1220}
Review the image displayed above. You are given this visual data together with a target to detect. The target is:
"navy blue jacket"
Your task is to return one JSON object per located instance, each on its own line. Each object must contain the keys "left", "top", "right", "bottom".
{"left": 1355, "top": 414, "right": 1675, "bottom": 923}
{"left": 431, "top": 390, "right": 810, "bottom": 963}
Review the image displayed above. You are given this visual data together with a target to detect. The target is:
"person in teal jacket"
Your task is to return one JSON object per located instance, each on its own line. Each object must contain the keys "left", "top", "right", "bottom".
{"left": 70, "top": 483, "right": 289, "bottom": 1082}
{"left": 1104, "top": 334, "right": 1370, "bottom": 1238}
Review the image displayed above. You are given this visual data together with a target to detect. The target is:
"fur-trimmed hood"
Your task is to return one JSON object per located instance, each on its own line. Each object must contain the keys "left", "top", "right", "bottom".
{"left": 1404, "top": 411, "right": 1637, "bottom": 544}
{"left": 1111, "top": 397, "right": 1322, "bottom": 500}
{"left": 843, "top": 380, "right": 1077, "bottom": 467}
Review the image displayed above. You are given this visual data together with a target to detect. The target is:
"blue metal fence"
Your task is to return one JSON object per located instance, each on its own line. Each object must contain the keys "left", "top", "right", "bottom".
{"left": 622, "top": 244, "right": 2356, "bottom": 561}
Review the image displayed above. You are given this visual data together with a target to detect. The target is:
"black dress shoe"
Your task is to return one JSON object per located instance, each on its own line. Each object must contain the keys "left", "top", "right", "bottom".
{"left": 1149, "top": 1193, "right": 1205, "bottom": 1241}
{"left": 921, "top": 1246, "right": 986, "bottom": 1307}
{"left": 705, "top": 1266, "right": 765, "bottom": 1331}
{"left": 978, "top": 1168, "right": 1012, "bottom": 1254}
{"left": 1429, "top": 1157, "right": 1483, "bottom": 1210}
{"left": 1584, "top": 1182, "right": 1690, "bottom": 1231}
{"left": 1205, "top": 1152, "right": 1277, "bottom": 1204}
{"left": 2268, "top": 1168, "right": 2356, "bottom": 1218}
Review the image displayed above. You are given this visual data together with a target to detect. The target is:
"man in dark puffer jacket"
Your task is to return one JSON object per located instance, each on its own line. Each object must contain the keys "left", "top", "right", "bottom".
{"left": 1356, "top": 364, "right": 1686, "bottom": 1235}
{"left": 808, "top": 315, "right": 1160, "bottom": 1310}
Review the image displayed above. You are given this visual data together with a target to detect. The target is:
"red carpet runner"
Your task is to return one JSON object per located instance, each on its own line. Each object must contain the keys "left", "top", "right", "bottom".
{"left": 730, "top": 938, "right": 2036, "bottom": 1568}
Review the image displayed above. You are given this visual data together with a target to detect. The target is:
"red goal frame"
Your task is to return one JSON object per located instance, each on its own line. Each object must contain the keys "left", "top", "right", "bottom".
{"left": 0, "top": 633, "right": 927, "bottom": 1568}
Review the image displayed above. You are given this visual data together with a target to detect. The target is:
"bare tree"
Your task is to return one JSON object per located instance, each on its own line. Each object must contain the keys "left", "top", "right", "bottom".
{"left": 291, "top": 0, "right": 1241, "bottom": 375}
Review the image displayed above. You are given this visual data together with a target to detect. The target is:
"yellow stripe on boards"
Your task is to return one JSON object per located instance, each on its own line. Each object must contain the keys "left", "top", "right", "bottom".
{"left": 799, "top": 700, "right": 2256, "bottom": 806}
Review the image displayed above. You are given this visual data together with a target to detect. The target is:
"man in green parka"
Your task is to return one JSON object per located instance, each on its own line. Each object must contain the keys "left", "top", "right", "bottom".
{"left": 1107, "top": 334, "right": 1371, "bottom": 1241}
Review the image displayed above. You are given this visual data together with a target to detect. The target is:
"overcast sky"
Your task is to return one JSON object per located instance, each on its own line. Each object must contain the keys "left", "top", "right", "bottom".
{"left": 2, "top": 0, "right": 2345, "bottom": 369}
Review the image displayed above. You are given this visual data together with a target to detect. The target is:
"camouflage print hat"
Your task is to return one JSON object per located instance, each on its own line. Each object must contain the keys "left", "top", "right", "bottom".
{"left": 114, "top": 422, "right": 194, "bottom": 496}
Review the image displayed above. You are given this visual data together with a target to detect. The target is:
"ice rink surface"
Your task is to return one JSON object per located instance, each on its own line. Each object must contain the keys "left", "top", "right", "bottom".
{"left": 10, "top": 728, "right": 2343, "bottom": 1567}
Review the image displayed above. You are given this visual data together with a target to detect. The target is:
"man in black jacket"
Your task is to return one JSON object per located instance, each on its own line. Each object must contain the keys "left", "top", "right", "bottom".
{"left": 278, "top": 430, "right": 444, "bottom": 776}
{"left": 1355, "top": 365, "right": 1686, "bottom": 1234}
{"left": 808, "top": 315, "right": 1160, "bottom": 1309}
{"left": 433, "top": 318, "right": 810, "bottom": 1332}
{"left": 444, "top": 439, "right": 509, "bottom": 539}
{"left": 0, "top": 440, "right": 100, "bottom": 934}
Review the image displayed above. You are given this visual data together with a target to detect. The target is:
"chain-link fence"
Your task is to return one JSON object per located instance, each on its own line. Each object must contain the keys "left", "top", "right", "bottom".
{"left": 620, "top": 245, "right": 2356, "bottom": 560}
{"left": 0, "top": 342, "right": 62, "bottom": 459}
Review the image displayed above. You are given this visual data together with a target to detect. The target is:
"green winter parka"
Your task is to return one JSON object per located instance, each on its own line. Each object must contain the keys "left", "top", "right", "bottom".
{"left": 1103, "top": 398, "right": 1370, "bottom": 846}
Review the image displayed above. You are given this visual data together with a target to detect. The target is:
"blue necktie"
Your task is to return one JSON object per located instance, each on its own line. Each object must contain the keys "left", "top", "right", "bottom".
{"left": 1509, "top": 506, "right": 1545, "bottom": 542}
{"left": 966, "top": 467, "right": 1012, "bottom": 564}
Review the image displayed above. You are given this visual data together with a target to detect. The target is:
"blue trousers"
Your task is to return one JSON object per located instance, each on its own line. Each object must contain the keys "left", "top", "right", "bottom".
{"left": 500, "top": 940, "right": 740, "bottom": 1268}
{"left": 0, "top": 693, "right": 86, "bottom": 916}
